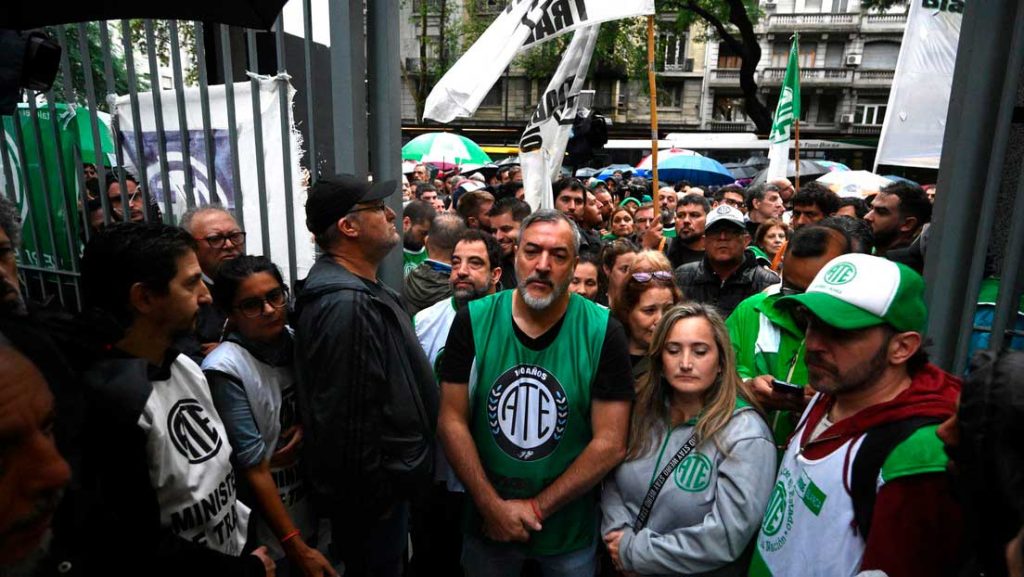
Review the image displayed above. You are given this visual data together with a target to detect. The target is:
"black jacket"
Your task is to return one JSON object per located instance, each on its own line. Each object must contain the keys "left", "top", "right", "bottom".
{"left": 666, "top": 237, "right": 705, "bottom": 269}
{"left": 673, "top": 252, "right": 780, "bottom": 317}
{"left": 293, "top": 256, "right": 438, "bottom": 521}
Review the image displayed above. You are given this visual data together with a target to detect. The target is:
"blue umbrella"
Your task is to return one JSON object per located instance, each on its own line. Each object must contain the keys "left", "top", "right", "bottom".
{"left": 634, "top": 156, "right": 735, "bottom": 186}
{"left": 595, "top": 164, "right": 636, "bottom": 180}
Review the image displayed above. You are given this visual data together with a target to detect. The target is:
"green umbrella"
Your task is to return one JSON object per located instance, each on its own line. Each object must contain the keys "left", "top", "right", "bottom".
{"left": 402, "top": 132, "right": 492, "bottom": 167}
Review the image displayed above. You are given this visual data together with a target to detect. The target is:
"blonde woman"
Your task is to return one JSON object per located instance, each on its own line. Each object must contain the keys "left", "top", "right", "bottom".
{"left": 601, "top": 303, "right": 776, "bottom": 576}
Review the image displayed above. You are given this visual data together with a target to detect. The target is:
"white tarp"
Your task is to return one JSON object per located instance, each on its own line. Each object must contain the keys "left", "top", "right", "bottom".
{"left": 874, "top": 1, "right": 964, "bottom": 170}
{"left": 424, "top": 0, "right": 654, "bottom": 123}
{"left": 114, "top": 74, "right": 313, "bottom": 284}
{"left": 521, "top": 25, "right": 599, "bottom": 211}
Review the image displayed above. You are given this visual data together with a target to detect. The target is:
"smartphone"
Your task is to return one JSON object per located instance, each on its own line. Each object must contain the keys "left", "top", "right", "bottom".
{"left": 771, "top": 378, "right": 804, "bottom": 397}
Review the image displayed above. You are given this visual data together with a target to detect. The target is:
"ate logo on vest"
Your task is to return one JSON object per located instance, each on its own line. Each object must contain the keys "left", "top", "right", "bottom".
{"left": 760, "top": 467, "right": 795, "bottom": 553}
{"left": 823, "top": 262, "right": 857, "bottom": 285}
{"left": 488, "top": 364, "right": 569, "bottom": 462}
{"left": 674, "top": 453, "right": 712, "bottom": 492}
{"left": 168, "top": 399, "right": 224, "bottom": 464}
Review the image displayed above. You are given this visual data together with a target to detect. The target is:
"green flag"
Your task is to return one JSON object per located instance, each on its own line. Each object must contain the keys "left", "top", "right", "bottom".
{"left": 767, "top": 34, "right": 801, "bottom": 181}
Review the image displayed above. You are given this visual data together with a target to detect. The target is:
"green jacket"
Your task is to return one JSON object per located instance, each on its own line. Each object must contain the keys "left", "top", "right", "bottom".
{"left": 726, "top": 286, "right": 807, "bottom": 447}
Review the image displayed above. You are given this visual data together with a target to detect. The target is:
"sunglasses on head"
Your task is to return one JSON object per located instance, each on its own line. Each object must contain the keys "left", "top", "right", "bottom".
{"left": 631, "top": 271, "right": 673, "bottom": 283}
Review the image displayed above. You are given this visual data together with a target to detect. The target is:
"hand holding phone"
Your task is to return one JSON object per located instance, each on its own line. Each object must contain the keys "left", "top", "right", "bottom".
{"left": 771, "top": 378, "right": 804, "bottom": 397}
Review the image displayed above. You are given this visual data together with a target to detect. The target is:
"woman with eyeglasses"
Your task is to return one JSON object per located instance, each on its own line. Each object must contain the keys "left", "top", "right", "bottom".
{"left": 202, "top": 255, "right": 337, "bottom": 577}
{"left": 611, "top": 251, "right": 681, "bottom": 383}
{"left": 601, "top": 303, "right": 775, "bottom": 577}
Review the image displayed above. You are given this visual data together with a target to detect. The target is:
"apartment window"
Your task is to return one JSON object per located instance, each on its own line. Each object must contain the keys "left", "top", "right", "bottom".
{"left": 481, "top": 80, "right": 503, "bottom": 107}
{"left": 414, "top": 0, "right": 443, "bottom": 13}
{"left": 862, "top": 41, "right": 901, "bottom": 69}
{"left": 803, "top": 0, "right": 823, "bottom": 11}
{"left": 817, "top": 94, "right": 838, "bottom": 124}
{"left": 772, "top": 42, "right": 816, "bottom": 68}
{"left": 717, "top": 42, "right": 742, "bottom": 69}
{"left": 825, "top": 42, "right": 845, "bottom": 67}
{"left": 661, "top": 32, "right": 687, "bottom": 70}
{"left": 659, "top": 83, "right": 685, "bottom": 108}
{"left": 856, "top": 102, "right": 887, "bottom": 125}
{"left": 712, "top": 95, "right": 747, "bottom": 122}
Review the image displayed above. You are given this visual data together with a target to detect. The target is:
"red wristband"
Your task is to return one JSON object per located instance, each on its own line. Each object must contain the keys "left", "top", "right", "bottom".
{"left": 280, "top": 529, "right": 301, "bottom": 544}
{"left": 530, "top": 499, "right": 544, "bottom": 522}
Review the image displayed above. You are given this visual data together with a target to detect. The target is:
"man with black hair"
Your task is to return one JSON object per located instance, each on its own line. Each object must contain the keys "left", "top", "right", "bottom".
{"left": 674, "top": 205, "right": 779, "bottom": 317}
{"left": 746, "top": 183, "right": 785, "bottom": 236}
{"left": 104, "top": 170, "right": 147, "bottom": 223}
{"left": 865, "top": 183, "right": 932, "bottom": 270}
{"left": 403, "top": 200, "right": 436, "bottom": 277}
{"left": 751, "top": 254, "right": 962, "bottom": 577}
{"left": 837, "top": 197, "right": 869, "bottom": 219}
{"left": 295, "top": 176, "right": 438, "bottom": 577}
{"left": 78, "top": 222, "right": 273, "bottom": 576}
{"left": 713, "top": 185, "right": 747, "bottom": 214}
{"left": 819, "top": 215, "right": 874, "bottom": 254}
{"left": 488, "top": 197, "right": 530, "bottom": 291}
{"left": 405, "top": 213, "right": 468, "bottom": 315}
{"left": 726, "top": 224, "right": 851, "bottom": 445}
{"left": 553, "top": 177, "right": 586, "bottom": 223}
{"left": 790, "top": 182, "right": 840, "bottom": 230}
{"left": 667, "top": 193, "right": 709, "bottom": 269}
{"left": 412, "top": 230, "right": 503, "bottom": 577}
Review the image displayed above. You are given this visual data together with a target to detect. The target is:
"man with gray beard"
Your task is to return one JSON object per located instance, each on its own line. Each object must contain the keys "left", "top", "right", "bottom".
{"left": 436, "top": 209, "right": 633, "bottom": 577}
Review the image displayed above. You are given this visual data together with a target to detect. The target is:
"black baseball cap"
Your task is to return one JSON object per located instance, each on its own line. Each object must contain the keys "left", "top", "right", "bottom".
{"left": 305, "top": 174, "right": 397, "bottom": 234}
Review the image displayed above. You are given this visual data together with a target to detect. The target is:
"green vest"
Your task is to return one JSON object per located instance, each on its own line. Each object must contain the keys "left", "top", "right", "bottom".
{"left": 726, "top": 290, "right": 807, "bottom": 448}
{"left": 467, "top": 291, "right": 609, "bottom": 555}
{"left": 403, "top": 247, "right": 428, "bottom": 277}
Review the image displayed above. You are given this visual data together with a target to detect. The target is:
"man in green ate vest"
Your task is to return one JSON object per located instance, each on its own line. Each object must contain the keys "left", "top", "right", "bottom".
{"left": 438, "top": 209, "right": 634, "bottom": 577}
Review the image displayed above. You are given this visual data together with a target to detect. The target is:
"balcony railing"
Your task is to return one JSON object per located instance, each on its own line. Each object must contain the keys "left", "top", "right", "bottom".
{"left": 761, "top": 67, "right": 853, "bottom": 82}
{"left": 865, "top": 13, "right": 908, "bottom": 24}
{"left": 854, "top": 69, "right": 896, "bottom": 82}
{"left": 850, "top": 125, "right": 882, "bottom": 135}
{"left": 711, "top": 69, "right": 742, "bottom": 81}
{"left": 708, "top": 120, "right": 755, "bottom": 132}
{"left": 768, "top": 12, "right": 858, "bottom": 27}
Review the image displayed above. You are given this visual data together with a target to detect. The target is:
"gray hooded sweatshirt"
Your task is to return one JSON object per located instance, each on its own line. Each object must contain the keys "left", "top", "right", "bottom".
{"left": 601, "top": 402, "right": 776, "bottom": 576}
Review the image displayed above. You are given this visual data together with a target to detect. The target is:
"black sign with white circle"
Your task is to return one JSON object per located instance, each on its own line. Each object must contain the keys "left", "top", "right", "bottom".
{"left": 168, "top": 398, "right": 223, "bottom": 464}
{"left": 488, "top": 364, "right": 569, "bottom": 462}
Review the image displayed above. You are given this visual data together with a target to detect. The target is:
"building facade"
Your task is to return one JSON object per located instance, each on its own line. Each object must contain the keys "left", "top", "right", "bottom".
{"left": 399, "top": 0, "right": 907, "bottom": 145}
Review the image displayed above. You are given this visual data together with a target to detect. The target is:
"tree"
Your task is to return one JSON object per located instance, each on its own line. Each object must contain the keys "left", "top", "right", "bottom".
{"left": 46, "top": 23, "right": 138, "bottom": 111}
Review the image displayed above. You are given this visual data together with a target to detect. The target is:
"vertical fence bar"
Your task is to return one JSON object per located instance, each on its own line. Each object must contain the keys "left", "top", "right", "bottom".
{"left": 144, "top": 21, "right": 175, "bottom": 223}
{"left": 220, "top": 25, "right": 245, "bottom": 229}
{"left": 98, "top": 22, "right": 131, "bottom": 223}
{"left": 24, "top": 92, "right": 65, "bottom": 307}
{"left": 45, "top": 90, "right": 83, "bottom": 310}
{"left": 194, "top": 22, "right": 219, "bottom": 205}
{"left": 55, "top": 26, "right": 94, "bottom": 244}
{"left": 9, "top": 111, "right": 49, "bottom": 300}
{"left": 76, "top": 23, "right": 113, "bottom": 226}
{"left": 329, "top": 0, "right": 369, "bottom": 177}
{"left": 247, "top": 30, "right": 272, "bottom": 258}
{"left": 169, "top": 21, "right": 196, "bottom": 208}
{"left": 0, "top": 120, "right": 18, "bottom": 204}
{"left": 302, "top": 0, "right": 317, "bottom": 183}
{"left": 121, "top": 21, "right": 153, "bottom": 223}
{"left": 274, "top": 19, "right": 298, "bottom": 284}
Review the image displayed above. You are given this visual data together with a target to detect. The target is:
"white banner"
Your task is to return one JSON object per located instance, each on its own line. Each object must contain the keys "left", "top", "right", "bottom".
{"left": 874, "top": 1, "right": 964, "bottom": 170}
{"left": 424, "top": 0, "right": 653, "bottom": 123}
{"left": 114, "top": 75, "right": 314, "bottom": 285}
{"left": 521, "top": 25, "right": 599, "bottom": 212}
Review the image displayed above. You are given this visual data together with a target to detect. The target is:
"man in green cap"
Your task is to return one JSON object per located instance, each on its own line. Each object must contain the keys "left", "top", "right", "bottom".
{"left": 749, "top": 253, "right": 962, "bottom": 577}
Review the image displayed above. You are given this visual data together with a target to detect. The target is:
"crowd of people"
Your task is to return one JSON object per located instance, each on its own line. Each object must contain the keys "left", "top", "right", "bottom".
{"left": 0, "top": 158, "right": 1022, "bottom": 577}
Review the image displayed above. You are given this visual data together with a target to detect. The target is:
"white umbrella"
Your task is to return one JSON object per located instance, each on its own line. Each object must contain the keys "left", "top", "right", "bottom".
{"left": 816, "top": 170, "right": 894, "bottom": 198}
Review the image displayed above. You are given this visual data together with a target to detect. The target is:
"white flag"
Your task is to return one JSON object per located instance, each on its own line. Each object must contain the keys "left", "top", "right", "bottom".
{"left": 521, "top": 25, "right": 599, "bottom": 211}
{"left": 874, "top": 2, "right": 964, "bottom": 170}
{"left": 114, "top": 75, "right": 314, "bottom": 285}
{"left": 424, "top": 0, "right": 653, "bottom": 123}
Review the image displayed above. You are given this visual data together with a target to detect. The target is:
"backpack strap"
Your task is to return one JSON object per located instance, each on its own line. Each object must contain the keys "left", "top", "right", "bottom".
{"left": 850, "top": 416, "right": 943, "bottom": 539}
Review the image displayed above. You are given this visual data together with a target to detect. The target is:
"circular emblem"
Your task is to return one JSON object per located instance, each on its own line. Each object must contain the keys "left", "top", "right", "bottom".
{"left": 716, "top": 206, "right": 731, "bottom": 215}
{"left": 823, "top": 262, "right": 857, "bottom": 285}
{"left": 168, "top": 399, "right": 223, "bottom": 464}
{"left": 488, "top": 364, "right": 569, "bottom": 462}
{"left": 762, "top": 481, "right": 789, "bottom": 536}
{"left": 674, "top": 453, "right": 712, "bottom": 492}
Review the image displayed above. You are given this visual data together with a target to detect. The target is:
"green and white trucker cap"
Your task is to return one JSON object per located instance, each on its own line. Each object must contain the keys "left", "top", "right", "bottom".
{"left": 778, "top": 253, "right": 927, "bottom": 333}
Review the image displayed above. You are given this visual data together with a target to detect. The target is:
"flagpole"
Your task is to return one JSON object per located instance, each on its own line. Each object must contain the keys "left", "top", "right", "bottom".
{"left": 647, "top": 15, "right": 660, "bottom": 207}
{"left": 793, "top": 33, "right": 801, "bottom": 193}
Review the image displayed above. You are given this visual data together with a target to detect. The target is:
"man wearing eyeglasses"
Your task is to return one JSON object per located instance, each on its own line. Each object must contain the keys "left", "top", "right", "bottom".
{"left": 179, "top": 206, "right": 247, "bottom": 360}
{"left": 712, "top": 185, "right": 747, "bottom": 215}
{"left": 294, "top": 175, "right": 438, "bottom": 577}
{"left": 673, "top": 205, "right": 779, "bottom": 317}
{"left": 725, "top": 225, "right": 851, "bottom": 447}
